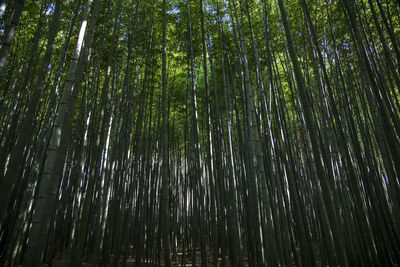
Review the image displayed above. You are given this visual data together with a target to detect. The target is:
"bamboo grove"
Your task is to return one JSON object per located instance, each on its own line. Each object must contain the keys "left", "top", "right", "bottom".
{"left": 0, "top": 0, "right": 399, "bottom": 266}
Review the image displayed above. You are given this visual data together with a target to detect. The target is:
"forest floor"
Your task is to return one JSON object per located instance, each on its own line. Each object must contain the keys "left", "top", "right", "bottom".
{"left": 48, "top": 241, "right": 323, "bottom": 266}
{"left": 49, "top": 249, "right": 246, "bottom": 266}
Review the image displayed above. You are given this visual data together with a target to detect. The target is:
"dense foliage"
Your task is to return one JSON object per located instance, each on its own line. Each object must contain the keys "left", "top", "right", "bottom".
{"left": 0, "top": 0, "right": 399, "bottom": 266}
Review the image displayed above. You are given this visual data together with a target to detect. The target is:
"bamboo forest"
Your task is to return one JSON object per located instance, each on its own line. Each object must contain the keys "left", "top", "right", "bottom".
{"left": 1, "top": 0, "right": 400, "bottom": 266}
